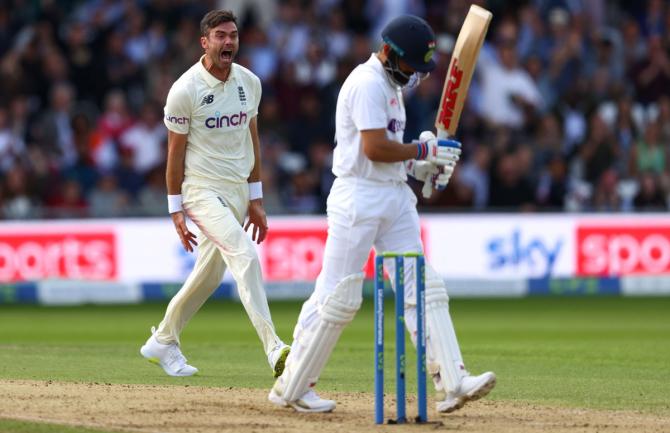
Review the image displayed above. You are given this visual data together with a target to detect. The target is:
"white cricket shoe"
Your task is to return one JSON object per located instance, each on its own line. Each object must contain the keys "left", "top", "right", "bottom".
{"left": 140, "top": 327, "right": 198, "bottom": 377}
{"left": 436, "top": 371, "right": 496, "bottom": 413}
{"left": 268, "top": 383, "right": 336, "bottom": 413}
{"left": 268, "top": 343, "right": 291, "bottom": 378}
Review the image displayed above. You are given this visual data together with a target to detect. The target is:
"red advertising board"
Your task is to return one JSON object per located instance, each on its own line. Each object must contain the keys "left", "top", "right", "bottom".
{"left": 0, "top": 230, "right": 117, "bottom": 282}
{"left": 263, "top": 225, "right": 328, "bottom": 281}
{"left": 577, "top": 225, "right": 670, "bottom": 275}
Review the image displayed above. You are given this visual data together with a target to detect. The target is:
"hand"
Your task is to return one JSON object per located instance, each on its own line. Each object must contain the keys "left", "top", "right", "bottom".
{"left": 414, "top": 131, "right": 461, "bottom": 197}
{"left": 432, "top": 164, "right": 456, "bottom": 191}
{"left": 406, "top": 159, "right": 440, "bottom": 198}
{"left": 171, "top": 211, "right": 198, "bottom": 252}
{"left": 406, "top": 159, "right": 439, "bottom": 181}
{"left": 418, "top": 165, "right": 457, "bottom": 198}
{"left": 245, "top": 199, "right": 268, "bottom": 244}
{"left": 414, "top": 130, "right": 462, "bottom": 166}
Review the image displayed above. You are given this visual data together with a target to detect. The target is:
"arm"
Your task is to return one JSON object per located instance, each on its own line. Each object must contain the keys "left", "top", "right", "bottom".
{"left": 361, "top": 128, "right": 456, "bottom": 165}
{"left": 166, "top": 130, "right": 187, "bottom": 194}
{"left": 361, "top": 128, "right": 419, "bottom": 162}
{"left": 352, "top": 81, "right": 448, "bottom": 164}
{"left": 363, "top": 127, "right": 462, "bottom": 198}
{"left": 248, "top": 116, "right": 262, "bottom": 183}
{"left": 244, "top": 116, "right": 268, "bottom": 244}
{"left": 166, "top": 130, "right": 198, "bottom": 252}
{"left": 350, "top": 77, "right": 454, "bottom": 165}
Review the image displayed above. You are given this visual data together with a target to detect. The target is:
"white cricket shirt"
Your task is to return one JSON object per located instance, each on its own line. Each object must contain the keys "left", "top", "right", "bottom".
{"left": 333, "top": 54, "right": 407, "bottom": 182}
{"left": 164, "top": 56, "right": 262, "bottom": 184}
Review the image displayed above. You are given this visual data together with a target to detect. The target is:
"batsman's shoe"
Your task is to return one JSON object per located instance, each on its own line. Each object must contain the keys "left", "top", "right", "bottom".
{"left": 268, "top": 383, "right": 336, "bottom": 413}
{"left": 436, "top": 371, "right": 496, "bottom": 413}
{"left": 268, "top": 343, "right": 291, "bottom": 378}
{"left": 140, "top": 327, "right": 198, "bottom": 377}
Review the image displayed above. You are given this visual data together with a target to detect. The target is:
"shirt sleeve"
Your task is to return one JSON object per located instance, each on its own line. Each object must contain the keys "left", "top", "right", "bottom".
{"left": 349, "top": 78, "right": 388, "bottom": 131}
{"left": 163, "top": 84, "right": 192, "bottom": 134}
{"left": 250, "top": 75, "right": 262, "bottom": 118}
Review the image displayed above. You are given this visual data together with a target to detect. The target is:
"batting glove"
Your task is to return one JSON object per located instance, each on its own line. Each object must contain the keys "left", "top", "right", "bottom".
{"left": 413, "top": 131, "right": 461, "bottom": 197}
{"left": 406, "top": 159, "right": 440, "bottom": 198}
{"left": 414, "top": 131, "right": 462, "bottom": 166}
{"left": 406, "top": 159, "right": 439, "bottom": 181}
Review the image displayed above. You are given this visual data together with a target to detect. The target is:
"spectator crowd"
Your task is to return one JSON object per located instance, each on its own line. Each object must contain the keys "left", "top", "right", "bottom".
{"left": 1, "top": 0, "right": 669, "bottom": 219}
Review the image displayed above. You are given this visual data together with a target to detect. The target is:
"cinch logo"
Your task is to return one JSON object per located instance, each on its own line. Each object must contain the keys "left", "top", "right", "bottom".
{"left": 438, "top": 58, "right": 463, "bottom": 131}
{"left": 165, "top": 114, "right": 189, "bottom": 125}
{"left": 205, "top": 111, "right": 247, "bottom": 128}
{"left": 0, "top": 230, "right": 117, "bottom": 282}
{"left": 577, "top": 225, "right": 670, "bottom": 275}
{"left": 387, "top": 118, "right": 405, "bottom": 133}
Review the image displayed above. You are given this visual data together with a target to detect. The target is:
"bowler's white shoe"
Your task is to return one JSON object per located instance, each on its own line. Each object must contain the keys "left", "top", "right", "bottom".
{"left": 140, "top": 327, "right": 198, "bottom": 377}
{"left": 268, "top": 343, "right": 291, "bottom": 378}
{"left": 268, "top": 384, "right": 336, "bottom": 413}
{"left": 436, "top": 372, "right": 496, "bottom": 413}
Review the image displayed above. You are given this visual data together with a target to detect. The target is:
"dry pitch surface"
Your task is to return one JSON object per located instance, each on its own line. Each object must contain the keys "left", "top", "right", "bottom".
{"left": 2, "top": 380, "right": 669, "bottom": 433}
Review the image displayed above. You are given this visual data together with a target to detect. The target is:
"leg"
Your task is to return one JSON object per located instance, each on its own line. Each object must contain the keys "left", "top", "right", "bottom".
{"left": 376, "top": 185, "right": 495, "bottom": 412}
{"left": 271, "top": 180, "right": 378, "bottom": 410}
{"left": 186, "top": 185, "right": 284, "bottom": 359}
{"left": 140, "top": 198, "right": 227, "bottom": 376}
{"left": 218, "top": 221, "right": 284, "bottom": 356}
{"left": 155, "top": 236, "right": 225, "bottom": 344}
{"left": 269, "top": 273, "right": 364, "bottom": 412}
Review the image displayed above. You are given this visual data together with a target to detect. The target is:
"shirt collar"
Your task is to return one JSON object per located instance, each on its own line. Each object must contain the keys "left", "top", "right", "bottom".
{"left": 367, "top": 53, "right": 384, "bottom": 73}
{"left": 197, "top": 55, "right": 236, "bottom": 87}
{"left": 367, "top": 53, "right": 399, "bottom": 90}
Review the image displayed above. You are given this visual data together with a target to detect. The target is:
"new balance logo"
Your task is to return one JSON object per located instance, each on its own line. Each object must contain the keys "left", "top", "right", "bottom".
{"left": 201, "top": 94, "right": 214, "bottom": 105}
{"left": 238, "top": 86, "right": 247, "bottom": 105}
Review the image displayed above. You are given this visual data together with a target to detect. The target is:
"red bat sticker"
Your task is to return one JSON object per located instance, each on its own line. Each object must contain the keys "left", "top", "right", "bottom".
{"left": 438, "top": 58, "right": 464, "bottom": 130}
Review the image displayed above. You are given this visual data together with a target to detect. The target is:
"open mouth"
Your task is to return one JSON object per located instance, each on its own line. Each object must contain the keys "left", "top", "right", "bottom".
{"left": 220, "top": 50, "right": 233, "bottom": 62}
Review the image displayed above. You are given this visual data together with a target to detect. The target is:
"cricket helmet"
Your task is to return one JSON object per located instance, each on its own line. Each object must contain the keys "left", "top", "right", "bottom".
{"left": 381, "top": 15, "right": 437, "bottom": 73}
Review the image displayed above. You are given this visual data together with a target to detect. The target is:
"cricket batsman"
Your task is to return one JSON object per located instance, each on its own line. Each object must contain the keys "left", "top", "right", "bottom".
{"left": 269, "top": 15, "right": 496, "bottom": 413}
{"left": 140, "top": 10, "right": 289, "bottom": 379}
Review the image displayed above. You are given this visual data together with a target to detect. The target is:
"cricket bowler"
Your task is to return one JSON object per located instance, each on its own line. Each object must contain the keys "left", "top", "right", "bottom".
{"left": 269, "top": 15, "right": 495, "bottom": 413}
{"left": 140, "top": 10, "right": 289, "bottom": 379}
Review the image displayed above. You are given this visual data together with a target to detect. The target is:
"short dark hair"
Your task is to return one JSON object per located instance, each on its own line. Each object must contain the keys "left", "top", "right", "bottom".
{"left": 200, "top": 10, "right": 237, "bottom": 37}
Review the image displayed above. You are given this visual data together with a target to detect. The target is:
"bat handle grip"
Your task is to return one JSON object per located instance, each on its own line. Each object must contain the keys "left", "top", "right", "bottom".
{"left": 436, "top": 129, "right": 450, "bottom": 139}
{"left": 421, "top": 180, "right": 433, "bottom": 199}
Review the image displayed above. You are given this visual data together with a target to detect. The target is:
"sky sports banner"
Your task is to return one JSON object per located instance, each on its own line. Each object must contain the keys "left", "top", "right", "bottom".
{"left": 1, "top": 215, "right": 670, "bottom": 285}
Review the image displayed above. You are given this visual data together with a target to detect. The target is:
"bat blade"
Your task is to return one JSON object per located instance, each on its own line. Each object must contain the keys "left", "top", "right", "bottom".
{"left": 435, "top": 4, "right": 492, "bottom": 139}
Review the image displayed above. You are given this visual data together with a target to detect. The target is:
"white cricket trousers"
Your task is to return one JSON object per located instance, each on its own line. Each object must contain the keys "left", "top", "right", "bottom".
{"left": 155, "top": 178, "right": 282, "bottom": 355}
{"left": 293, "top": 177, "right": 427, "bottom": 335}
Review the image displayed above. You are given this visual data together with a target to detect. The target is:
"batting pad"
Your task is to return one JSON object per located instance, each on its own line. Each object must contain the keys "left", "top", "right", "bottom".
{"left": 425, "top": 277, "right": 467, "bottom": 394}
{"left": 281, "top": 273, "right": 364, "bottom": 402}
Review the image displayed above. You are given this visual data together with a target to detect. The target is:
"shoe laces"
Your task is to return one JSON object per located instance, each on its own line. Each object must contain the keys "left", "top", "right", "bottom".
{"left": 301, "top": 389, "right": 319, "bottom": 402}
{"left": 165, "top": 344, "right": 188, "bottom": 370}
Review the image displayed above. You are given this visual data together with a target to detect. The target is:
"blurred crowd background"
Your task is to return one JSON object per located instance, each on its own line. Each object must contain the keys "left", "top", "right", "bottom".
{"left": 1, "top": 0, "right": 670, "bottom": 219}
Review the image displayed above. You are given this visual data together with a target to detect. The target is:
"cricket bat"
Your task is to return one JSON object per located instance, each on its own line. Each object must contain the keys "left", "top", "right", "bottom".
{"left": 435, "top": 4, "right": 492, "bottom": 139}
{"left": 422, "top": 4, "right": 492, "bottom": 198}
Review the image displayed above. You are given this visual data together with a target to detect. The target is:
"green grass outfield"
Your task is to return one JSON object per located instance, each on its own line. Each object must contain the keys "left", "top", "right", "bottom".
{"left": 1, "top": 297, "right": 669, "bottom": 432}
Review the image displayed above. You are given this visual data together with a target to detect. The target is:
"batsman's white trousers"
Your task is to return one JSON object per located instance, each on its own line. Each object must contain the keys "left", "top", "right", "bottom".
{"left": 284, "top": 177, "right": 468, "bottom": 395}
{"left": 290, "top": 177, "right": 427, "bottom": 349}
{"left": 154, "top": 178, "right": 282, "bottom": 356}
{"left": 305, "top": 177, "right": 424, "bottom": 305}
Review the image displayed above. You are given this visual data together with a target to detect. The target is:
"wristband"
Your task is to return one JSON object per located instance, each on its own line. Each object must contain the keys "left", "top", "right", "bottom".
{"left": 167, "top": 194, "right": 182, "bottom": 213}
{"left": 415, "top": 141, "right": 428, "bottom": 160}
{"left": 249, "top": 181, "right": 263, "bottom": 200}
